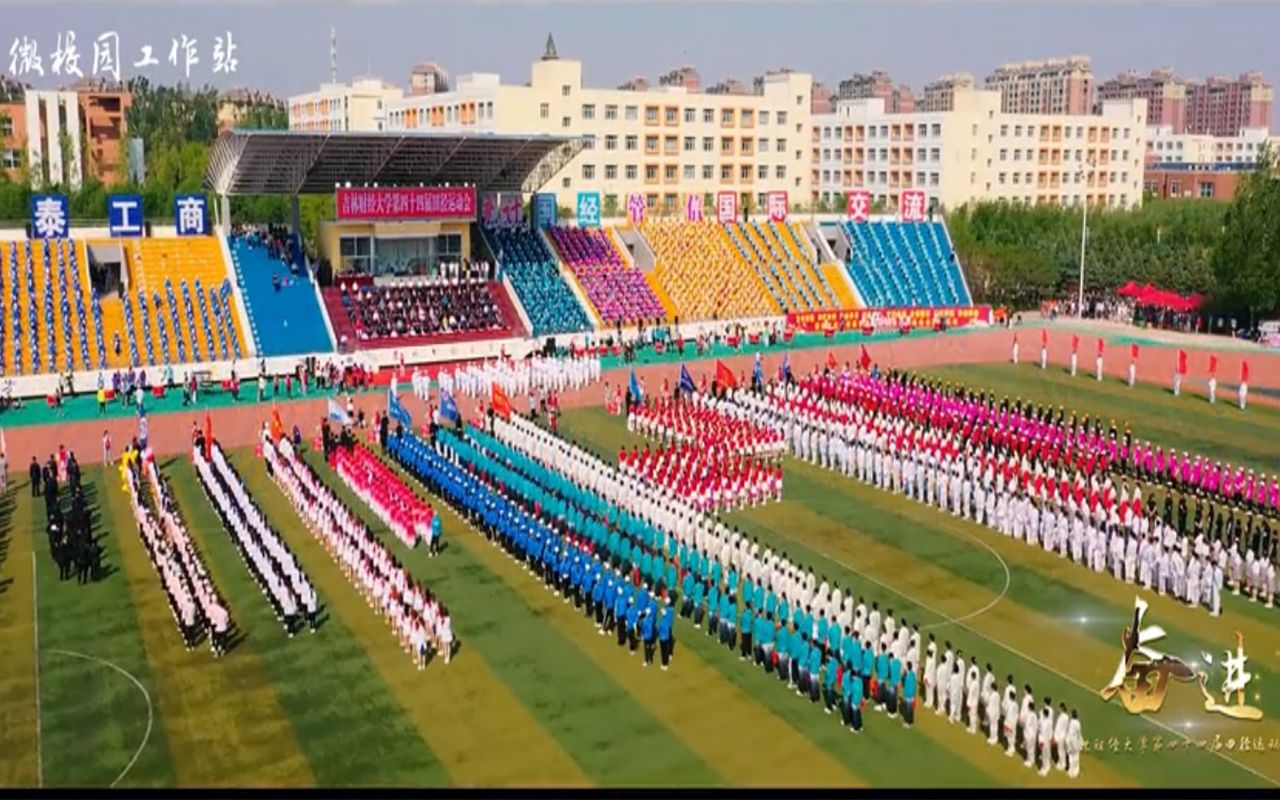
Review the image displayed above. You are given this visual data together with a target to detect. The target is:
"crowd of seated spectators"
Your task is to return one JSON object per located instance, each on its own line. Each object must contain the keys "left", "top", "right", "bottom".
{"left": 639, "top": 221, "right": 775, "bottom": 322}
{"left": 547, "top": 226, "right": 666, "bottom": 325}
{"left": 334, "top": 279, "right": 506, "bottom": 343}
{"left": 485, "top": 226, "right": 592, "bottom": 336}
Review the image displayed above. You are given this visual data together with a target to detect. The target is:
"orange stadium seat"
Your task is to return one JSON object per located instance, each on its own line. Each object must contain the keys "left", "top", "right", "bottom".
{"left": 638, "top": 220, "right": 779, "bottom": 322}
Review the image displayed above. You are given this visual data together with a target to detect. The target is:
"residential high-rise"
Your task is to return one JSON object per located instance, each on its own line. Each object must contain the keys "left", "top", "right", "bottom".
{"left": 1097, "top": 68, "right": 1187, "bottom": 132}
{"left": 984, "top": 56, "right": 1093, "bottom": 116}
{"left": 409, "top": 62, "right": 451, "bottom": 96}
{"left": 920, "top": 73, "right": 976, "bottom": 113}
{"left": 1186, "top": 72, "right": 1273, "bottom": 136}
{"left": 837, "top": 70, "right": 915, "bottom": 113}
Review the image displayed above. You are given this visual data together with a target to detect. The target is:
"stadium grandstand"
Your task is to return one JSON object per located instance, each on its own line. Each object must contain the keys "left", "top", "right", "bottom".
{"left": 638, "top": 220, "right": 780, "bottom": 322}
{"left": 228, "top": 227, "right": 333, "bottom": 356}
{"left": 836, "top": 220, "right": 972, "bottom": 307}
{"left": 545, "top": 225, "right": 667, "bottom": 326}
{"left": 482, "top": 225, "right": 593, "bottom": 336}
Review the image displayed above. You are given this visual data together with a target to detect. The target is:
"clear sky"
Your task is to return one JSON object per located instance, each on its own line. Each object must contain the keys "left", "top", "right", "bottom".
{"left": 5, "top": 0, "right": 1278, "bottom": 114}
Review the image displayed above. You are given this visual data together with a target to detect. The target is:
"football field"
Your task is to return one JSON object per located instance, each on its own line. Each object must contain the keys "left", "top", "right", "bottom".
{"left": 0, "top": 360, "right": 1277, "bottom": 788}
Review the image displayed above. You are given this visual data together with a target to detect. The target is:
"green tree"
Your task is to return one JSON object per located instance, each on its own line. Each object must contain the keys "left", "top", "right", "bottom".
{"left": 1211, "top": 149, "right": 1280, "bottom": 322}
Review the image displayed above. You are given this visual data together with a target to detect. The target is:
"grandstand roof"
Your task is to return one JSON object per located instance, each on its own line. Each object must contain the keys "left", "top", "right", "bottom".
{"left": 204, "top": 130, "right": 583, "bottom": 196}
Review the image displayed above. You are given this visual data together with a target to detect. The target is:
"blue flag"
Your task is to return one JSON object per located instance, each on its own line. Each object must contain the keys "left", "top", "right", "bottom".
{"left": 781, "top": 351, "right": 793, "bottom": 381}
{"left": 753, "top": 352, "right": 764, "bottom": 387}
{"left": 679, "top": 364, "right": 695, "bottom": 395}
{"left": 327, "top": 396, "right": 351, "bottom": 426}
{"left": 440, "top": 388, "right": 460, "bottom": 424}
{"left": 629, "top": 368, "right": 643, "bottom": 403}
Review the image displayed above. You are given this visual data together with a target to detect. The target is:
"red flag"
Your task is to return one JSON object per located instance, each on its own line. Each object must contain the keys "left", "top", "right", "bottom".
{"left": 1096, "top": 337, "right": 1104, "bottom": 357}
{"left": 827, "top": 350, "right": 837, "bottom": 370}
{"left": 1071, "top": 334, "right": 1080, "bottom": 354}
{"left": 1241, "top": 360, "right": 1250, "bottom": 383}
{"left": 715, "top": 360, "right": 737, "bottom": 389}
{"left": 1208, "top": 354, "right": 1218, "bottom": 377}
{"left": 1040, "top": 328, "right": 1048, "bottom": 346}
{"left": 270, "top": 404, "right": 283, "bottom": 443}
{"left": 204, "top": 411, "right": 213, "bottom": 460}
{"left": 491, "top": 382, "right": 512, "bottom": 420}
{"left": 859, "top": 344, "right": 872, "bottom": 371}
{"left": 1130, "top": 343, "right": 1139, "bottom": 361}
{"left": 1177, "top": 350, "right": 1188, "bottom": 376}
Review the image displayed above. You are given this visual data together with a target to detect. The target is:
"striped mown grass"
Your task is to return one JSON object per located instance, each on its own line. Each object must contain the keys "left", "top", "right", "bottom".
{"left": 559, "top": 405, "right": 1279, "bottom": 789}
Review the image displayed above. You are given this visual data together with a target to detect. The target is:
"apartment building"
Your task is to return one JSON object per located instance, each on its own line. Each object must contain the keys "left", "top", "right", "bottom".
{"left": 984, "top": 56, "right": 1094, "bottom": 116}
{"left": 1146, "top": 125, "right": 1278, "bottom": 166}
{"left": 375, "top": 38, "right": 814, "bottom": 213}
{"left": 920, "top": 73, "right": 976, "bottom": 113}
{"left": 1100, "top": 69, "right": 1272, "bottom": 135}
{"left": 812, "top": 87, "right": 1147, "bottom": 212}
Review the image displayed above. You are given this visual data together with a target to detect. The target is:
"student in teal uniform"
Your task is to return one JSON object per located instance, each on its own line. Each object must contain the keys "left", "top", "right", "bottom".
{"left": 848, "top": 666, "right": 864, "bottom": 732}
{"left": 887, "top": 651, "right": 903, "bottom": 717}
{"left": 807, "top": 641, "right": 823, "bottom": 703}
{"left": 691, "top": 579, "right": 706, "bottom": 627}
{"left": 822, "top": 655, "right": 839, "bottom": 714}
{"left": 860, "top": 641, "right": 875, "bottom": 703}
{"left": 875, "top": 644, "right": 891, "bottom": 710}
{"left": 902, "top": 663, "right": 918, "bottom": 727}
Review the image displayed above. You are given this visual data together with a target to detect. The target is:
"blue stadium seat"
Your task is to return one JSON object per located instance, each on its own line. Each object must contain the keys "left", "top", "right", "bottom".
{"left": 483, "top": 226, "right": 591, "bottom": 336}
{"left": 228, "top": 234, "right": 332, "bottom": 356}
{"left": 839, "top": 220, "right": 972, "bottom": 308}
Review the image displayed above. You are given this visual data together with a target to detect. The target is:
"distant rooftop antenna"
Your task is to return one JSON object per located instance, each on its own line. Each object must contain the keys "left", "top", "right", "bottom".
{"left": 330, "top": 26, "right": 338, "bottom": 83}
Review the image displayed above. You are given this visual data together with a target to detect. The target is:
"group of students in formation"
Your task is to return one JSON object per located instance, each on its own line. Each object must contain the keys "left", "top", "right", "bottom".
{"left": 330, "top": 441, "right": 439, "bottom": 551}
{"left": 32, "top": 446, "right": 101, "bottom": 585}
{"left": 121, "top": 445, "right": 233, "bottom": 655}
{"left": 389, "top": 417, "right": 678, "bottom": 668}
{"left": 415, "top": 353, "right": 602, "bottom": 405}
{"left": 192, "top": 435, "right": 319, "bottom": 635}
{"left": 717, "top": 366, "right": 1276, "bottom": 615}
{"left": 622, "top": 392, "right": 785, "bottom": 512}
{"left": 262, "top": 430, "right": 453, "bottom": 669}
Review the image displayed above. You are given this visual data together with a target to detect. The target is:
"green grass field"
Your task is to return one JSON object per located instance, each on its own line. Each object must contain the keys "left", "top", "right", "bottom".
{"left": 0, "top": 360, "right": 1278, "bottom": 788}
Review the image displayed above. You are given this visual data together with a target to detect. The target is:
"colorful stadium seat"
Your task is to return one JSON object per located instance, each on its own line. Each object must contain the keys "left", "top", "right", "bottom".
{"left": 483, "top": 226, "right": 592, "bottom": 336}
{"left": 546, "top": 226, "right": 666, "bottom": 325}
{"left": 1, "top": 239, "right": 103, "bottom": 376}
{"left": 229, "top": 233, "right": 333, "bottom": 356}
{"left": 638, "top": 221, "right": 779, "bottom": 322}
{"left": 839, "top": 221, "right": 971, "bottom": 308}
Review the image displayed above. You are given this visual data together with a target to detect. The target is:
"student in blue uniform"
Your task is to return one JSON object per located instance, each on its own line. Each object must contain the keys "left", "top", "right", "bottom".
{"left": 658, "top": 601, "right": 675, "bottom": 670}
{"left": 887, "top": 650, "right": 903, "bottom": 717}
{"left": 848, "top": 665, "right": 864, "bottom": 732}
{"left": 625, "top": 596, "right": 641, "bottom": 654}
{"left": 860, "top": 640, "right": 875, "bottom": 704}
{"left": 691, "top": 579, "right": 706, "bottom": 628}
{"left": 739, "top": 603, "right": 754, "bottom": 661}
{"left": 641, "top": 606, "right": 657, "bottom": 666}
{"left": 822, "top": 655, "right": 839, "bottom": 714}
{"left": 875, "top": 644, "right": 891, "bottom": 710}
{"left": 679, "top": 570, "right": 695, "bottom": 618}
{"left": 807, "top": 640, "right": 823, "bottom": 703}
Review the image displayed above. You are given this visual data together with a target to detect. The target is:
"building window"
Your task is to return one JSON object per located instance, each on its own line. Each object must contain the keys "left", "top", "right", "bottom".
{"left": 645, "top": 135, "right": 658, "bottom": 153}
{"left": 626, "top": 135, "right": 638, "bottom": 151}
{"left": 758, "top": 165, "right": 768, "bottom": 179}
{"left": 1000, "top": 124, "right": 1008, "bottom": 136}
{"left": 739, "top": 165, "right": 751, "bottom": 180}
{"left": 582, "top": 164, "right": 595, "bottom": 180}
{"left": 930, "top": 173, "right": 939, "bottom": 186}
{"left": 605, "top": 164, "right": 618, "bottom": 180}
{"left": 721, "top": 109, "right": 734, "bottom": 125}
{"left": 999, "top": 149, "right": 1007, "bottom": 161}
{"left": 1014, "top": 125, "right": 1022, "bottom": 137}
{"left": 683, "top": 164, "right": 695, "bottom": 180}
{"left": 540, "top": 103, "right": 549, "bottom": 119}
{"left": 583, "top": 135, "right": 596, "bottom": 150}
{"left": 605, "top": 104, "right": 618, "bottom": 120}
{"left": 742, "top": 109, "right": 753, "bottom": 125}
{"left": 1013, "top": 150, "right": 1021, "bottom": 162}
{"left": 1012, "top": 173, "right": 1019, "bottom": 184}
{"left": 775, "top": 165, "right": 786, "bottom": 179}
{"left": 626, "top": 165, "right": 638, "bottom": 180}
{"left": 741, "top": 138, "right": 753, "bottom": 155}
{"left": 625, "top": 105, "right": 638, "bottom": 121}
{"left": 703, "top": 165, "right": 714, "bottom": 179}
{"left": 665, "top": 107, "right": 677, "bottom": 124}
{"left": 683, "top": 136, "right": 695, "bottom": 152}
{"left": 701, "top": 108, "right": 713, "bottom": 124}
{"left": 777, "top": 138, "right": 786, "bottom": 152}
{"left": 645, "top": 165, "right": 658, "bottom": 181}
{"left": 721, "top": 165, "right": 732, "bottom": 181}
{"left": 562, "top": 84, "right": 571, "bottom": 97}
{"left": 562, "top": 177, "right": 571, "bottom": 188}
{"left": 759, "top": 110, "right": 770, "bottom": 125}
{"left": 778, "top": 111, "right": 788, "bottom": 125}
{"left": 645, "top": 106, "right": 659, "bottom": 124}
{"left": 605, "top": 134, "right": 618, "bottom": 150}
{"left": 1171, "top": 180, "right": 1181, "bottom": 196}
{"left": 562, "top": 116, "right": 571, "bottom": 128}
{"left": 684, "top": 108, "right": 695, "bottom": 123}
{"left": 664, "top": 137, "right": 678, "bottom": 154}
{"left": 582, "top": 104, "right": 595, "bottom": 120}
{"left": 759, "top": 137, "right": 769, "bottom": 153}
{"left": 703, "top": 136, "right": 714, "bottom": 152}
{"left": 2, "top": 149, "right": 19, "bottom": 169}
{"left": 721, "top": 137, "right": 733, "bottom": 154}
{"left": 663, "top": 165, "right": 676, "bottom": 180}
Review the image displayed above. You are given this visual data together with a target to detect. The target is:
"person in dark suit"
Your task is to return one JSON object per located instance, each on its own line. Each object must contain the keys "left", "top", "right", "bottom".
{"left": 29, "top": 457, "right": 42, "bottom": 497}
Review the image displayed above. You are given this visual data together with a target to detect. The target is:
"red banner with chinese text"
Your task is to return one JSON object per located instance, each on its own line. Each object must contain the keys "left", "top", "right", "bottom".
{"left": 786, "top": 306, "right": 993, "bottom": 333}
{"left": 336, "top": 187, "right": 477, "bottom": 221}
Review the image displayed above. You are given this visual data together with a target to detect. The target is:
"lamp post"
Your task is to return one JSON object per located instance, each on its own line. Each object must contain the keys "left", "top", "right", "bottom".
{"left": 1076, "top": 153, "right": 1096, "bottom": 318}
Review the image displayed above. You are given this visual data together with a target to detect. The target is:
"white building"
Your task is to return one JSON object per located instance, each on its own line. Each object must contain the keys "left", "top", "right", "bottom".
{"left": 287, "top": 78, "right": 404, "bottom": 133}
{"left": 811, "top": 88, "right": 1147, "bottom": 212}
{"left": 24, "top": 91, "right": 83, "bottom": 190}
{"left": 1146, "top": 125, "right": 1279, "bottom": 166}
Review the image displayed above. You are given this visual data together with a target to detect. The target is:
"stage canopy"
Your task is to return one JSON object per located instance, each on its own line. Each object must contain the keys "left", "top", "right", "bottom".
{"left": 204, "top": 130, "right": 583, "bottom": 196}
